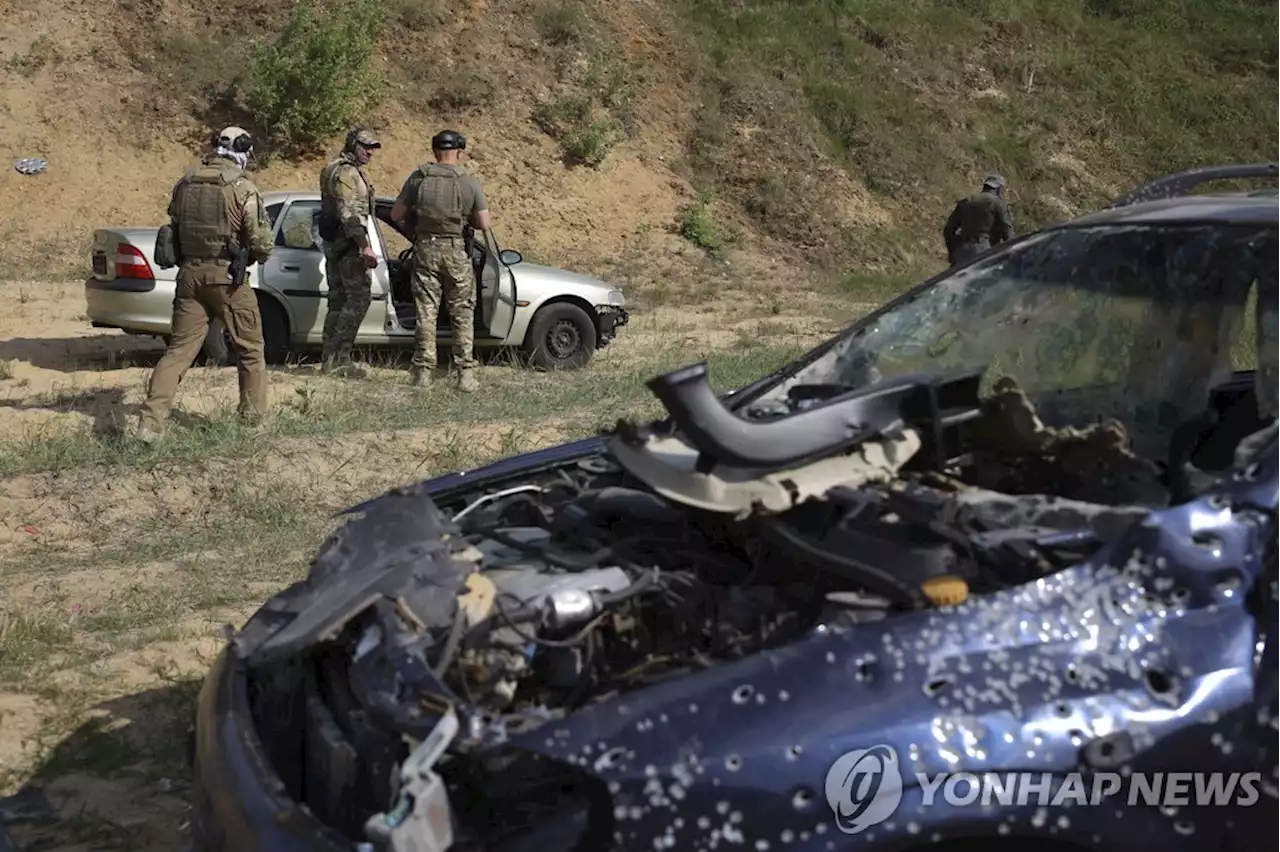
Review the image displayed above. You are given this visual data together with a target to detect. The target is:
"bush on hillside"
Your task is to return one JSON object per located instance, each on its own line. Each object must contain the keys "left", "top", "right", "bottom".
{"left": 242, "top": 0, "right": 385, "bottom": 151}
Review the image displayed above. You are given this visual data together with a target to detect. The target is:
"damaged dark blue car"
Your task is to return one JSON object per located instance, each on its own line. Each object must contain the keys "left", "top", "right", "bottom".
{"left": 188, "top": 165, "right": 1278, "bottom": 852}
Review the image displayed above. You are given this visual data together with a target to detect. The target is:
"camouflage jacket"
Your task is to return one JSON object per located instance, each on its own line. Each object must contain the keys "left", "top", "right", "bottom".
{"left": 943, "top": 190, "right": 1014, "bottom": 252}
{"left": 167, "top": 154, "right": 273, "bottom": 265}
{"left": 319, "top": 151, "right": 375, "bottom": 245}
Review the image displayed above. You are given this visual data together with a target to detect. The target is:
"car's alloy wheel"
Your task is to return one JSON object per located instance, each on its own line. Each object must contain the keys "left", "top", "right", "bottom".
{"left": 523, "top": 303, "right": 596, "bottom": 370}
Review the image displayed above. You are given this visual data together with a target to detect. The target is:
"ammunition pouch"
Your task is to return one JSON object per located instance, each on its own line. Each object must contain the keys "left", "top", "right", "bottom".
{"left": 315, "top": 207, "right": 342, "bottom": 242}
{"left": 155, "top": 224, "right": 180, "bottom": 269}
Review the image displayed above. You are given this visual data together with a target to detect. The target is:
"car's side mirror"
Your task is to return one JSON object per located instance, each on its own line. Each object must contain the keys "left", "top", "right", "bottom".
{"left": 499, "top": 249, "right": 523, "bottom": 266}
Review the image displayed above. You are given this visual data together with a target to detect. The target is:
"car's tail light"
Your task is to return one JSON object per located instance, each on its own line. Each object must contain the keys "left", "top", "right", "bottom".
{"left": 116, "top": 243, "right": 154, "bottom": 280}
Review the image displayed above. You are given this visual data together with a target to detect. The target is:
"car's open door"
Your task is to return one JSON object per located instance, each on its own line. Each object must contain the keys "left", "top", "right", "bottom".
{"left": 476, "top": 229, "right": 517, "bottom": 341}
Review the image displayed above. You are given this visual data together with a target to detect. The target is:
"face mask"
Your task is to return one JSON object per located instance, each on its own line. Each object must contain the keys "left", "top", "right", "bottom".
{"left": 216, "top": 146, "right": 250, "bottom": 170}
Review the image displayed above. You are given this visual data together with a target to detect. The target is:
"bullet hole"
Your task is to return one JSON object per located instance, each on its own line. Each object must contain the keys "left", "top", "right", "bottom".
{"left": 732, "top": 684, "right": 755, "bottom": 704}
{"left": 595, "top": 746, "right": 628, "bottom": 771}
{"left": 1082, "top": 731, "right": 1135, "bottom": 769}
{"left": 1065, "top": 664, "right": 1079, "bottom": 684}
{"left": 1055, "top": 702, "right": 1072, "bottom": 718}
{"left": 1145, "top": 669, "right": 1174, "bottom": 698}
{"left": 856, "top": 658, "right": 876, "bottom": 681}
{"left": 786, "top": 744, "right": 803, "bottom": 760}
{"left": 1191, "top": 532, "right": 1223, "bottom": 553}
{"left": 923, "top": 676, "right": 953, "bottom": 697}
{"left": 725, "top": 754, "right": 743, "bottom": 772}
{"left": 1169, "top": 587, "right": 1191, "bottom": 606}
{"left": 791, "top": 787, "right": 815, "bottom": 810}
{"left": 1173, "top": 820, "right": 1196, "bottom": 836}
{"left": 1213, "top": 569, "right": 1245, "bottom": 595}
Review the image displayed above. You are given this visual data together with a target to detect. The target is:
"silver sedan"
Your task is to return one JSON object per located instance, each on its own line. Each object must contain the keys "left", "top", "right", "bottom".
{"left": 85, "top": 190, "right": 630, "bottom": 369}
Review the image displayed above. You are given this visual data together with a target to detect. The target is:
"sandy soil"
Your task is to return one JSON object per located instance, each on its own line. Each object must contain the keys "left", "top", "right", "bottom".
{"left": 0, "top": 269, "right": 871, "bottom": 850}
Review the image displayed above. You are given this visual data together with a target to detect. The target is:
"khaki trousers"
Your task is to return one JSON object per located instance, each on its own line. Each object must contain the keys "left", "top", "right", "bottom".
{"left": 411, "top": 236, "right": 477, "bottom": 371}
{"left": 138, "top": 261, "right": 268, "bottom": 431}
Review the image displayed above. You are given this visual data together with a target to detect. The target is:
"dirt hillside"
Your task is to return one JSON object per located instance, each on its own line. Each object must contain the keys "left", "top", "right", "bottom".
{"left": 4, "top": 0, "right": 1273, "bottom": 288}
{"left": 0, "top": 0, "right": 812, "bottom": 292}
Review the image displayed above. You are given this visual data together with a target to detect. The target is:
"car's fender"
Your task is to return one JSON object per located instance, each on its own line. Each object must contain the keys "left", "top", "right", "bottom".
{"left": 502, "top": 262, "right": 625, "bottom": 346}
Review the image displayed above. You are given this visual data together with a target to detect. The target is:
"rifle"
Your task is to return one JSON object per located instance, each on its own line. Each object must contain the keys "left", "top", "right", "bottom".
{"left": 228, "top": 243, "right": 250, "bottom": 289}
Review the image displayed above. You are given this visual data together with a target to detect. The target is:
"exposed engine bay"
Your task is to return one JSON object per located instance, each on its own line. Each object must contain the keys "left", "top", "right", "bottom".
{"left": 229, "top": 364, "right": 1266, "bottom": 850}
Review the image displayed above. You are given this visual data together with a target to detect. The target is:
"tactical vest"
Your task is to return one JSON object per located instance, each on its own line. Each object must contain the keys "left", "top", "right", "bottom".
{"left": 319, "top": 156, "right": 344, "bottom": 221}
{"left": 956, "top": 192, "right": 1000, "bottom": 245}
{"left": 319, "top": 155, "right": 374, "bottom": 241}
{"left": 414, "top": 163, "right": 465, "bottom": 237}
{"left": 177, "top": 161, "right": 240, "bottom": 261}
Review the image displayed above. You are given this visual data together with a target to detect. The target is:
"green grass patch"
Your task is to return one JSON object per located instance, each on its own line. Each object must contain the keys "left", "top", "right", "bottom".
{"left": 673, "top": 0, "right": 1279, "bottom": 265}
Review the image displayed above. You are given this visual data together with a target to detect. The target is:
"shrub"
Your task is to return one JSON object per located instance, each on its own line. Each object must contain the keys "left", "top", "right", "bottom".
{"left": 243, "top": 0, "right": 386, "bottom": 151}
{"left": 678, "top": 191, "right": 725, "bottom": 255}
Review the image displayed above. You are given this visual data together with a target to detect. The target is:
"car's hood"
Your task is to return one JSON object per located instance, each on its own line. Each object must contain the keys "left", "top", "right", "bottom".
{"left": 511, "top": 261, "right": 617, "bottom": 296}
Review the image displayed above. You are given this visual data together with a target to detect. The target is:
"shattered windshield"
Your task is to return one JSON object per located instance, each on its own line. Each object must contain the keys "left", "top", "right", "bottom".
{"left": 758, "top": 223, "right": 1277, "bottom": 461}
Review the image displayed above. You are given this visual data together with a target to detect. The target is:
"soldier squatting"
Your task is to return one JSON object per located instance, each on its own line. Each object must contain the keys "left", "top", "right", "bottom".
{"left": 131, "top": 123, "right": 1011, "bottom": 440}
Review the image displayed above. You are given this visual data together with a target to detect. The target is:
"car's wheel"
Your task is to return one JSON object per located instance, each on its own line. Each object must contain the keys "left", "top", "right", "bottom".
{"left": 200, "top": 295, "right": 289, "bottom": 367}
{"left": 522, "top": 302, "right": 597, "bottom": 370}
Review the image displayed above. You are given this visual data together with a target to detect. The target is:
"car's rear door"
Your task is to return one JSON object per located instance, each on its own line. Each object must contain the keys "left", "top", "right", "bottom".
{"left": 258, "top": 198, "right": 386, "bottom": 345}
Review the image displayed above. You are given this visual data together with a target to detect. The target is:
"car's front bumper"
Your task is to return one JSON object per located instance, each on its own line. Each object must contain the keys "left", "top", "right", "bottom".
{"left": 594, "top": 305, "right": 629, "bottom": 347}
{"left": 189, "top": 647, "right": 350, "bottom": 852}
{"left": 84, "top": 276, "right": 175, "bottom": 336}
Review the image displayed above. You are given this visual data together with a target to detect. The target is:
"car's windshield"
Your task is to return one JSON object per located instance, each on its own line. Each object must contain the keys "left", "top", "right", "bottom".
{"left": 753, "top": 222, "right": 1277, "bottom": 462}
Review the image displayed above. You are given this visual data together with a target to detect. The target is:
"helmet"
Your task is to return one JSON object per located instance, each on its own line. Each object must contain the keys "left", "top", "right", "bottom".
{"left": 345, "top": 127, "right": 382, "bottom": 151}
{"left": 217, "top": 126, "right": 254, "bottom": 154}
{"left": 982, "top": 173, "right": 1006, "bottom": 191}
{"left": 431, "top": 130, "right": 467, "bottom": 151}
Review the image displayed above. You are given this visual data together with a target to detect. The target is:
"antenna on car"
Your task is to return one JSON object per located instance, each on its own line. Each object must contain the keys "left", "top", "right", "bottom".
{"left": 1107, "top": 162, "right": 1278, "bottom": 208}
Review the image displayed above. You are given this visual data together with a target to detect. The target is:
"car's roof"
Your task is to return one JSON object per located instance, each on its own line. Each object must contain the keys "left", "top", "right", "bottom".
{"left": 1062, "top": 191, "right": 1278, "bottom": 228}
{"left": 262, "top": 190, "right": 394, "bottom": 206}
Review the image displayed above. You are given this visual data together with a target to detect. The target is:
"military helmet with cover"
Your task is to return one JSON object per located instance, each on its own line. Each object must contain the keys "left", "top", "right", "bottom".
{"left": 982, "top": 173, "right": 1006, "bottom": 191}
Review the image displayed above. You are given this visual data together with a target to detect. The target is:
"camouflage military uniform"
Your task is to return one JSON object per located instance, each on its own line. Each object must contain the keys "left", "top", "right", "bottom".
{"left": 943, "top": 185, "right": 1015, "bottom": 266}
{"left": 137, "top": 134, "right": 274, "bottom": 439}
{"left": 395, "top": 162, "right": 487, "bottom": 381}
{"left": 318, "top": 132, "right": 379, "bottom": 371}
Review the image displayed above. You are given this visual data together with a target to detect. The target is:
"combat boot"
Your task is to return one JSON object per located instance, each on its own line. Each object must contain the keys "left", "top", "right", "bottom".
{"left": 322, "top": 354, "right": 368, "bottom": 380}
{"left": 409, "top": 366, "right": 433, "bottom": 388}
{"left": 457, "top": 368, "right": 479, "bottom": 393}
{"left": 133, "top": 420, "right": 161, "bottom": 444}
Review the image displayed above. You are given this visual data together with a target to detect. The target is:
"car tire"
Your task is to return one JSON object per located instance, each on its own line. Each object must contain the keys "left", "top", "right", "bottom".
{"left": 522, "top": 302, "right": 597, "bottom": 370}
{"left": 199, "top": 295, "right": 289, "bottom": 367}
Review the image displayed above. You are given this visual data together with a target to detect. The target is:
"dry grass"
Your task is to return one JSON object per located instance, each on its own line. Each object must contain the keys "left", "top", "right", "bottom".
{"left": 0, "top": 275, "right": 876, "bottom": 850}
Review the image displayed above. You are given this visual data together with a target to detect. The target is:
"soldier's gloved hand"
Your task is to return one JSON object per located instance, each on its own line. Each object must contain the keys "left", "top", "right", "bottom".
{"left": 361, "top": 245, "right": 378, "bottom": 269}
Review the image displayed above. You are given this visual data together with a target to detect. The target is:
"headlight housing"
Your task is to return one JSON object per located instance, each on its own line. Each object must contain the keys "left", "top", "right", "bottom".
{"left": 606, "top": 289, "right": 627, "bottom": 306}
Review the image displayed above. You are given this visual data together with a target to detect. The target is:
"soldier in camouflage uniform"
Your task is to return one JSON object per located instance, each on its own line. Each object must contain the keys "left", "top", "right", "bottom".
{"left": 318, "top": 127, "right": 382, "bottom": 377}
{"left": 390, "top": 129, "right": 492, "bottom": 392}
{"left": 942, "top": 174, "right": 1015, "bottom": 266}
{"left": 134, "top": 126, "right": 275, "bottom": 442}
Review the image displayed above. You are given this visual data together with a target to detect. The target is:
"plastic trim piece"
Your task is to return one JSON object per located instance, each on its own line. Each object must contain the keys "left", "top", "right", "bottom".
{"left": 636, "top": 362, "right": 981, "bottom": 471}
